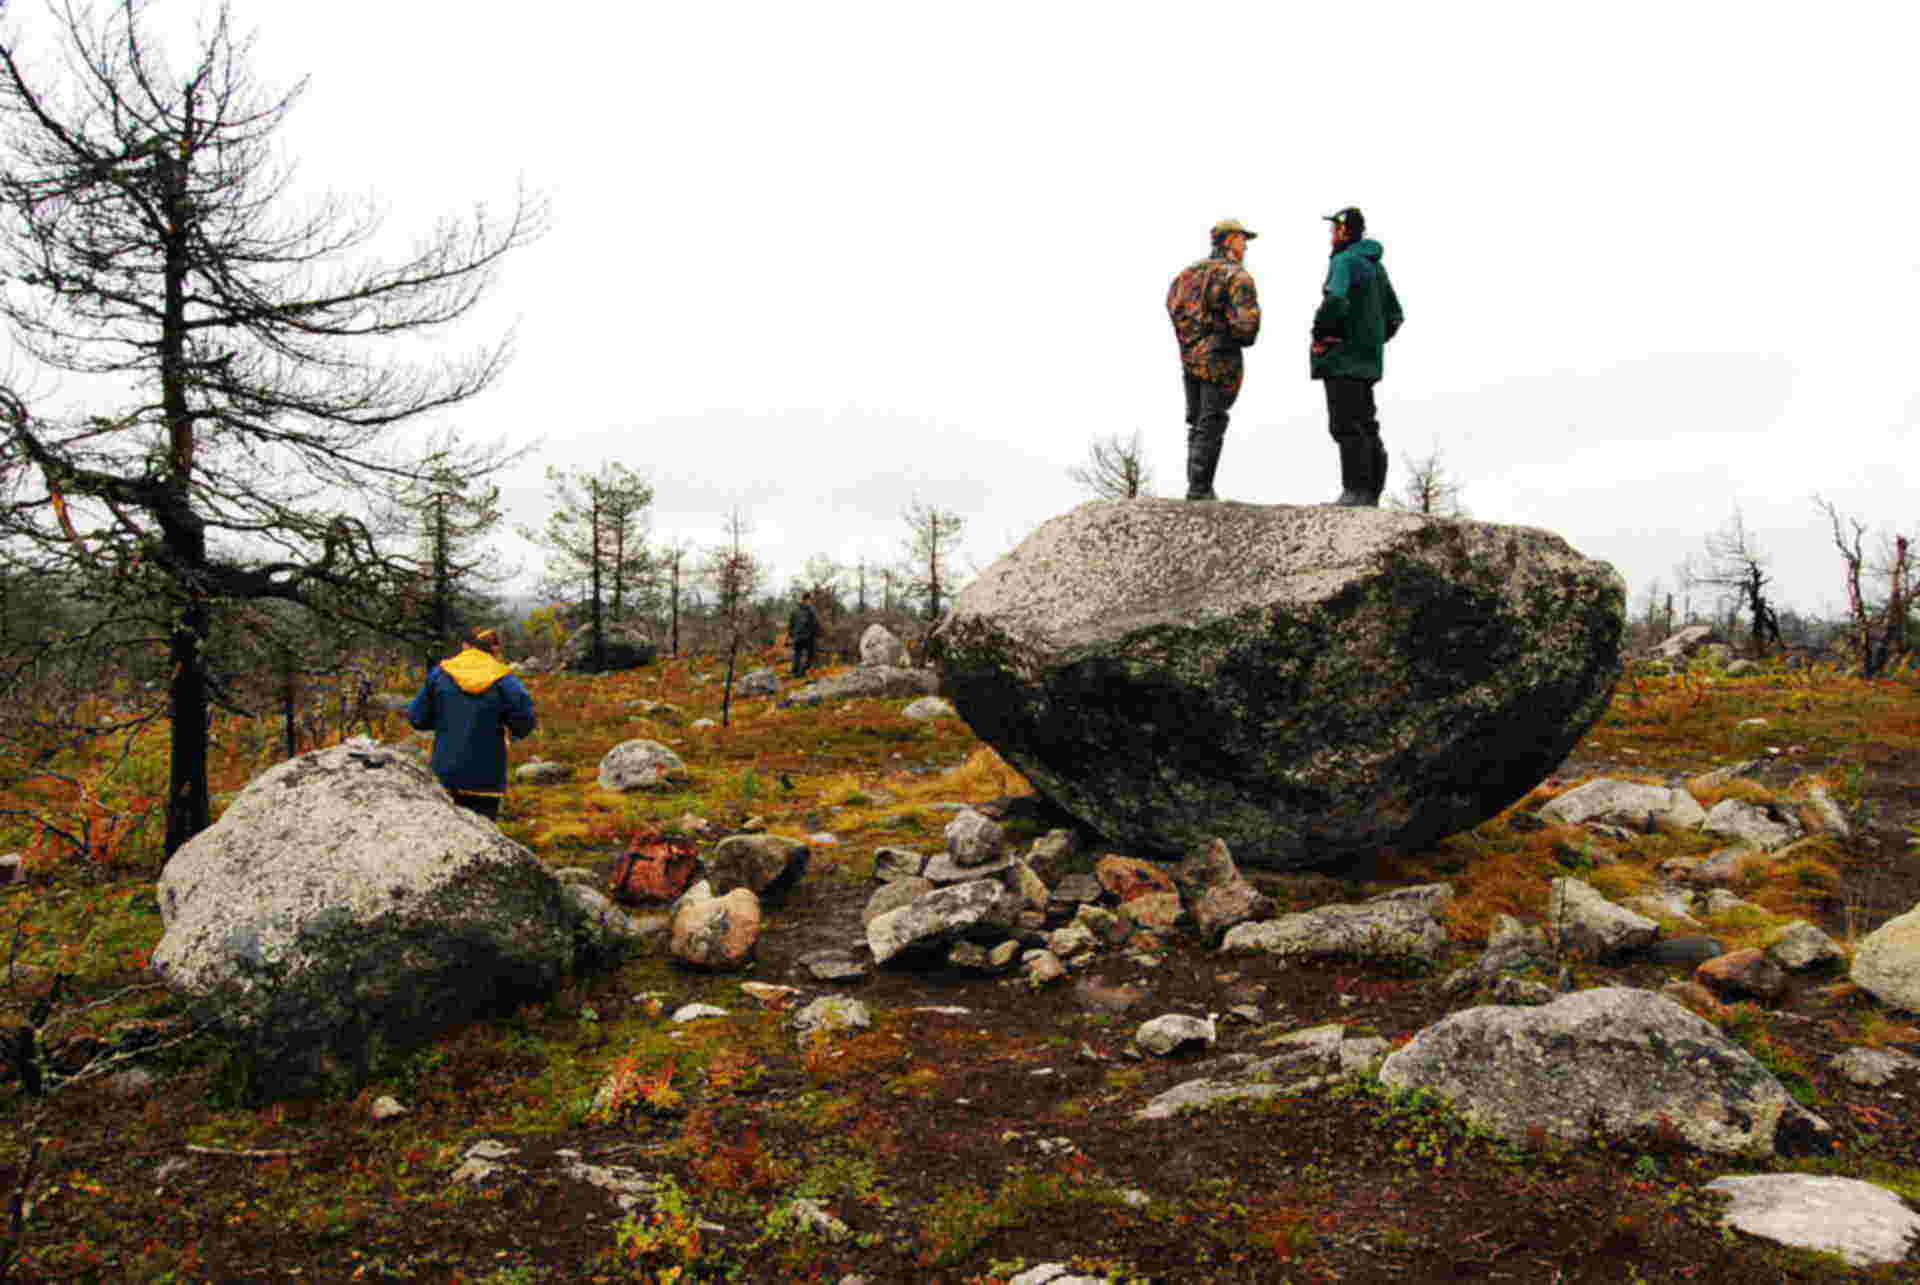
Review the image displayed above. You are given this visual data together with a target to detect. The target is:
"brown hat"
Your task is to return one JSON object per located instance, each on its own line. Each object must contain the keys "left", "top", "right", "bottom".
{"left": 1210, "top": 218, "right": 1258, "bottom": 241}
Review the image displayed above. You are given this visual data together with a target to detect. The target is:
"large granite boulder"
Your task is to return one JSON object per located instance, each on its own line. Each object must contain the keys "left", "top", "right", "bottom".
{"left": 930, "top": 501, "right": 1624, "bottom": 868}
{"left": 1852, "top": 903, "right": 1920, "bottom": 1012}
{"left": 777, "top": 666, "right": 938, "bottom": 708}
{"left": 560, "top": 622, "right": 657, "bottom": 673}
{"left": 153, "top": 742, "right": 578, "bottom": 1094}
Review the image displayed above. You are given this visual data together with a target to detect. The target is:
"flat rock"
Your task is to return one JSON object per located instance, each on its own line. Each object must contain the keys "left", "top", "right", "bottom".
{"left": 1549, "top": 877, "right": 1658, "bottom": 961}
{"left": 1702, "top": 798, "right": 1803, "bottom": 851}
{"left": 1829, "top": 1046, "right": 1920, "bottom": 1088}
{"left": 1539, "top": 779, "right": 1707, "bottom": 830}
{"left": 1706, "top": 1174, "right": 1920, "bottom": 1267}
{"left": 1853, "top": 903, "right": 1920, "bottom": 1012}
{"left": 866, "top": 879, "right": 1020, "bottom": 966}
{"left": 778, "top": 665, "right": 937, "bottom": 708}
{"left": 796, "top": 949, "right": 871, "bottom": 983}
{"left": 929, "top": 501, "right": 1624, "bottom": 869}
{"left": 1221, "top": 890, "right": 1447, "bottom": 966}
{"left": 863, "top": 877, "right": 935, "bottom": 927}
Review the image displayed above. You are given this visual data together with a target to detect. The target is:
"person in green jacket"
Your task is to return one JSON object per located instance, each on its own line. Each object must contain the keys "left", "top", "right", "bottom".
{"left": 1310, "top": 206, "right": 1404, "bottom": 506}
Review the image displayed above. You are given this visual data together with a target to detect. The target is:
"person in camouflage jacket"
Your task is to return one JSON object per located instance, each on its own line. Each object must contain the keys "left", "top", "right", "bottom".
{"left": 1167, "top": 219, "right": 1261, "bottom": 501}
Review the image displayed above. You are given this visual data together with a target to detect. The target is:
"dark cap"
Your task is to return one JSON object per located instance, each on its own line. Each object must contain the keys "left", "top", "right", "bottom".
{"left": 1323, "top": 206, "right": 1365, "bottom": 235}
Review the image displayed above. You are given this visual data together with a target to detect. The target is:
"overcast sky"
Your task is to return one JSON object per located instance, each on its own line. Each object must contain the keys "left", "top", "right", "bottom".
{"left": 15, "top": 1, "right": 1920, "bottom": 622}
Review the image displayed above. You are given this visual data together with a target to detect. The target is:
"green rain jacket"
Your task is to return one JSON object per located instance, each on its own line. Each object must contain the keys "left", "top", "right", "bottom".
{"left": 1310, "top": 238, "right": 1403, "bottom": 381}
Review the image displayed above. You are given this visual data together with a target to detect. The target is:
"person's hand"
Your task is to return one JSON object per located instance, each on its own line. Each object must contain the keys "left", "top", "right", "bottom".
{"left": 1311, "top": 337, "right": 1342, "bottom": 357}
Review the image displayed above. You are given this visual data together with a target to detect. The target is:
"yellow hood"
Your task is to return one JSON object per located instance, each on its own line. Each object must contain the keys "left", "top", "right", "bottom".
{"left": 442, "top": 647, "right": 513, "bottom": 694}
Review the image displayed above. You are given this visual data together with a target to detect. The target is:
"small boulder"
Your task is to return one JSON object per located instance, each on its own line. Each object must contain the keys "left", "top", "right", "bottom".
{"left": 1023, "top": 950, "right": 1067, "bottom": 986}
{"left": 1173, "top": 837, "right": 1240, "bottom": 901}
{"left": 778, "top": 666, "right": 937, "bottom": 708}
{"left": 1852, "top": 903, "right": 1920, "bottom": 1012}
{"left": 1192, "top": 880, "right": 1274, "bottom": 945}
{"left": 1135, "top": 1013, "right": 1216, "bottom": 1057}
{"left": 797, "top": 949, "right": 872, "bottom": 983}
{"left": 793, "top": 995, "right": 871, "bottom": 1043}
{"left": 1548, "top": 877, "right": 1658, "bottom": 961}
{"left": 871, "top": 847, "right": 927, "bottom": 883}
{"left": 1117, "top": 891, "right": 1184, "bottom": 933}
{"left": 1766, "top": 920, "right": 1843, "bottom": 971}
{"left": 859, "top": 623, "right": 910, "bottom": 668}
{"left": 866, "top": 879, "right": 1020, "bottom": 966}
{"left": 597, "top": 740, "right": 691, "bottom": 792}
{"left": 669, "top": 887, "right": 762, "bottom": 970}
{"left": 1694, "top": 948, "right": 1788, "bottom": 1002}
{"left": 1223, "top": 888, "right": 1448, "bottom": 967}
{"left": 903, "top": 696, "right": 957, "bottom": 721}
{"left": 1705, "top": 1174, "right": 1920, "bottom": 1267}
{"left": 1095, "top": 856, "right": 1177, "bottom": 903}
{"left": 515, "top": 759, "right": 572, "bottom": 785}
{"left": 1702, "top": 799, "right": 1803, "bottom": 851}
{"left": 734, "top": 668, "right": 781, "bottom": 699}
{"left": 944, "top": 809, "right": 1007, "bottom": 868}
{"left": 1829, "top": 1046, "right": 1920, "bottom": 1088}
{"left": 863, "top": 877, "right": 934, "bottom": 927}
{"left": 1538, "top": 780, "right": 1707, "bottom": 831}
{"left": 1024, "top": 830, "right": 1079, "bottom": 884}
{"left": 704, "top": 834, "right": 809, "bottom": 900}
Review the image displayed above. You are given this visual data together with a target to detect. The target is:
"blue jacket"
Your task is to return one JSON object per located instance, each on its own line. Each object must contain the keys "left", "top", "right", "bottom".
{"left": 406, "top": 647, "right": 538, "bottom": 795}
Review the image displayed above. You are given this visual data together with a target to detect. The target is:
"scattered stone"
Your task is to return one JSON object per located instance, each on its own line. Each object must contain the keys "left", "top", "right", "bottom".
{"left": 1379, "top": 987, "right": 1828, "bottom": 1156}
{"left": 797, "top": 949, "right": 872, "bottom": 983}
{"left": 558, "top": 1155, "right": 661, "bottom": 1213}
{"left": 1047, "top": 921, "right": 1100, "bottom": 962}
{"left": 739, "top": 982, "right": 802, "bottom": 1010}
{"left": 1548, "top": 877, "right": 1658, "bottom": 961}
{"left": 1671, "top": 844, "right": 1755, "bottom": 888}
{"left": 1830, "top": 1046, "right": 1920, "bottom": 1087}
{"left": 1625, "top": 888, "right": 1703, "bottom": 927}
{"left": 1223, "top": 888, "right": 1449, "bottom": 967}
{"left": 1023, "top": 950, "right": 1067, "bottom": 986}
{"left": 859, "top": 623, "right": 910, "bottom": 668}
{"left": 1539, "top": 780, "right": 1707, "bottom": 831}
{"left": 945, "top": 809, "right": 1007, "bottom": 868}
{"left": 1007, "top": 1265, "right": 1113, "bottom": 1285}
{"left": 1702, "top": 799, "right": 1803, "bottom": 851}
{"left": 778, "top": 666, "right": 938, "bottom": 708}
{"left": 1073, "top": 903, "right": 1130, "bottom": 946}
{"left": 669, "top": 887, "right": 762, "bottom": 971}
{"left": 671, "top": 1003, "right": 728, "bottom": 1023}
{"left": 1173, "top": 837, "right": 1240, "bottom": 900}
{"left": 1049, "top": 873, "right": 1103, "bottom": 912}
{"left": 1137, "top": 1024, "right": 1388, "bottom": 1120}
{"left": 1024, "top": 830, "right": 1079, "bottom": 884}
{"left": 1852, "top": 903, "right": 1920, "bottom": 1012}
{"left": 597, "top": 739, "right": 691, "bottom": 791}
{"left": 1073, "top": 977, "right": 1145, "bottom": 1014}
{"left": 1767, "top": 921, "right": 1844, "bottom": 971}
{"left": 1192, "top": 880, "right": 1274, "bottom": 945}
{"left": 1695, "top": 948, "right": 1788, "bottom": 1002}
{"left": 866, "top": 879, "right": 1020, "bottom": 966}
{"left": 452, "top": 1139, "right": 519, "bottom": 1185}
{"left": 793, "top": 995, "right": 871, "bottom": 1042}
{"left": 1795, "top": 781, "right": 1852, "bottom": 841}
{"left": 734, "top": 667, "right": 781, "bottom": 698}
{"left": 1134, "top": 1013, "right": 1216, "bottom": 1056}
{"left": 1705, "top": 1174, "right": 1920, "bottom": 1267}
{"left": 704, "top": 834, "right": 809, "bottom": 900}
{"left": 871, "top": 847, "right": 927, "bottom": 882}
{"left": 1490, "top": 976, "right": 1557, "bottom": 1005}
{"left": 930, "top": 502, "right": 1625, "bottom": 869}
{"left": 515, "top": 759, "right": 572, "bottom": 784}
{"left": 1117, "top": 891, "right": 1184, "bottom": 933}
{"left": 863, "top": 877, "right": 935, "bottom": 927}
{"left": 1723, "top": 659, "right": 1760, "bottom": 677}
{"left": 903, "top": 696, "right": 957, "bottom": 721}
{"left": 1095, "top": 855, "right": 1177, "bottom": 903}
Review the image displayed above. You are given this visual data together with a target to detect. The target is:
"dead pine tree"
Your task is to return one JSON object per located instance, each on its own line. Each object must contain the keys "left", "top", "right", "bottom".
{"left": 1682, "top": 507, "right": 1781, "bottom": 660}
{"left": 1068, "top": 429, "right": 1155, "bottom": 500}
{"left": 0, "top": 2, "right": 547, "bottom": 856}
{"left": 705, "top": 509, "right": 761, "bottom": 728}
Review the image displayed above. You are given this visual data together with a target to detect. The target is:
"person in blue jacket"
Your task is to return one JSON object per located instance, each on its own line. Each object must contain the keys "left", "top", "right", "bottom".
{"left": 406, "top": 627, "right": 538, "bottom": 819}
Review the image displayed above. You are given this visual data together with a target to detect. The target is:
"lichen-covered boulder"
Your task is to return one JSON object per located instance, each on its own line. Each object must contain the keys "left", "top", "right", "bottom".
{"left": 1852, "top": 903, "right": 1920, "bottom": 1012}
{"left": 597, "top": 740, "right": 690, "bottom": 791}
{"left": 859, "top": 623, "right": 910, "bottom": 668}
{"left": 929, "top": 501, "right": 1623, "bottom": 868}
{"left": 777, "top": 666, "right": 938, "bottom": 708}
{"left": 154, "top": 743, "right": 577, "bottom": 1095}
{"left": 1378, "top": 987, "right": 1829, "bottom": 1156}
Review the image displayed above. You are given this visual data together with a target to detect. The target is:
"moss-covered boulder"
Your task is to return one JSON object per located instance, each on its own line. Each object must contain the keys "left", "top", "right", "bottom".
{"left": 154, "top": 742, "right": 579, "bottom": 1095}
{"left": 928, "top": 500, "right": 1624, "bottom": 870}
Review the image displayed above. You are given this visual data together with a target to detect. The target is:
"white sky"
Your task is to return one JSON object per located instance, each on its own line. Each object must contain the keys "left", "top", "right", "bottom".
{"left": 15, "top": 1, "right": 1920, "bottom": 620}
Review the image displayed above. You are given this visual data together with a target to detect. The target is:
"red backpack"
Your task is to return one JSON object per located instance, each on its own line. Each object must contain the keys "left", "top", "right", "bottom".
{"left": 609, "top": 832, "right": 701, "bottom": 904}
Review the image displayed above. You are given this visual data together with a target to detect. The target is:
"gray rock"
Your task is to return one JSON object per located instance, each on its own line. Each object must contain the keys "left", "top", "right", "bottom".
{"left": 515, "top": 759, "right": 572, "bottom": 785}
{"left": 922, "top": 847, "right": 1016, "bottom": 886}
{"left": 1538, "top": 779, "right": 1707, "bottom": 830}
{"left": 1701, "top": 889, "right": 1765, "bottom": 918}
{"left": 1548, "top": 877, "right": 1658, "bottom": 961}
{"left": 866, "top": 879, "right": 1020, "bottom": 966}
{"left": 871, "top": 847, "right": 927, "bottom": 882}
{"left": 1829, "top": 1046, "right": 1920, "bottom": 1087}
{"left": 1442, "top": 914, "right": 1557, "bottom": 997}
{"left": 597, "top": 739, "right": 690, "bottom": 792}
{"left": 1047, "top": 921, "right": 1100, "bottom": 962}
{"left": 1049, "top": 872, "right": 1103, "bottom": 910}
{"left": 929, "top": 501, "right": 1624, "bottom": 870}
{"left": 1625, "top": 887, "right": 1703, "bottom": 927}
{"left": 1702, "top": 799, "right": 1803, "bottom": 851}
{"left": 1220, "top": 889, "right": 1448, "bottom": 966}
{"left": 1853, "top": 903, "right": 1920, "bottom": 1012}
{"left": 863, "top": 877, "right": 935, "bottom": 927}
{"left": 1379, "top": 988, "right": 1829, "bottom": 1156}
{"left": 452, "top": 1138, "right": 520, "bottom": 1185}
{"left": 796, "top": 949, "right": 871, "bottom": 983}
{"left": 793, "top": 995, "right": 871, "bottom": 1043}
{"left": 1797, "top": 781, "right": 1851, "bottom": 840}
{"left": 944, "top": 808, "right": 1007, "bottom": 867}
{"left": 778, "top": 666, "right": 938, "bottom": 708}
{"left": 1134, "top": 1013, "right": 1216, "bottom": 1056}
{"left": 153, "top": 743, "right": 576, "bottom": 1094}
{"left": 902, "top": 696, "right": 957, "bottom": 721}
{"left": 1650, "top": 625, "right": 1716, "bottom": 661}
{"left": 1173, "top": 837, "right": 1240, "bottom": 900}
{"left": 559, "top": 623, "right": 657, "bottom": 673}
{"left": 561, "top": 883, "right": 661, "bottom": 963}
{"left": 859, "top": 623, "right": 910, "bottom": 668}
{"left": 1025, "top": 830, "right": 1078, "bottom": 884}
{"left": 1767, "top": 920, "right": 1843, "bottom": 971}
{"left": 734, "top": 667, "right": 781, "bottom": 698}
{"left": 671, "top": 1003, "right": 728, "bottom": 1023}
{"left": 1193, "top": 880, "right": 1274, "bottom": 945}
{"left": 1136, "top": 1023, "right": 1387, "bottom": 1120}
{"left": 1705, "top": 1174, "right": 1920, "bottom": 1267}
{"left": 1023, "top": 949, "right": 1067, "bottom": 986}
{"left": 1007, "top": 1265, "right": 1114, "bottom": 1285}
{"left": 704, "top": 834, "right": 809, "bottom": 900}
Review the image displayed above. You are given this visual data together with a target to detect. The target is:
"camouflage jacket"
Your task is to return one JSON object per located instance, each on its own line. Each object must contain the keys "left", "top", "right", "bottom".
{"left": 1167, "top": 253, "right": 1261, "bottom": 391}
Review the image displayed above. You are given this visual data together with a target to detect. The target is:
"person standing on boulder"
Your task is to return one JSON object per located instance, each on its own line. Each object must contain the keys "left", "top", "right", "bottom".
{"left": 406, "top": 627, "right": 538, "bottom": 820}
{"left": 788, "top": 592, "right": 820, "bottom": 678}
{"left": 1167, "top": 218, "right": 1262, "bottom": 501}
{"left": 1311, "top": 206, "right": 1404, "bottom": 507}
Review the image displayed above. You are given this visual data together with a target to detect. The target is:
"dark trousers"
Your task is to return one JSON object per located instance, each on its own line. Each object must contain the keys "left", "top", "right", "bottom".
{"left": 1323, "top": 377, "right": 1386, "bottom": 499}
{"left": 792, "top": 637, "right": 817, "bottom": 678}
{"left": 450, "top": 789, "right": 502, "bottom": 820}
{"left": 1183, "top": 374, "right": 1240, "bottom": 498}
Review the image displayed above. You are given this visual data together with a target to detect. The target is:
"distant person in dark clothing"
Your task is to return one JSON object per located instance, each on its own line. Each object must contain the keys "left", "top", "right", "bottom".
{"left": 1167, "top": 218, "right": 1262, "bottom": 501}
{"left": 788, "top": 593, "right": 819, "bottom": 678}
{"left": 406, "top": 627, "right": 537, "bottom": 820}
{"left": 1311, "top": 206, "right": 1404, "bottom": 506}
